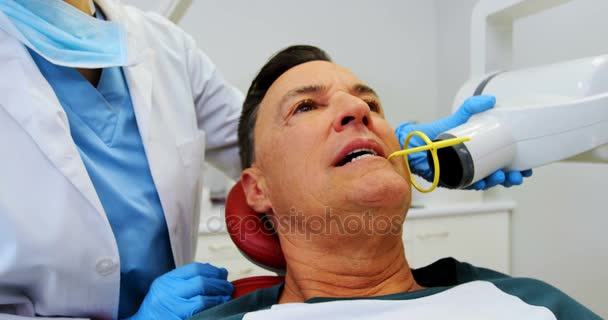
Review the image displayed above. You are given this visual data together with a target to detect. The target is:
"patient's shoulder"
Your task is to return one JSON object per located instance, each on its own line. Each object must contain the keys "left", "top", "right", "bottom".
{"left": 189, "top": 284, "right": 283, "bottom": 320}
{"left": 489, "top": 277, "right": 601, "bottom": 320}
{"left": 414, "top": 258, "right": 600, "bottom": 319}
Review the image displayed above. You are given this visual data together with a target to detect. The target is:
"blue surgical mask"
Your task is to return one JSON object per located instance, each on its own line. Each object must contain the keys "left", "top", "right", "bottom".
{"left": 0, "top": 0, "right": 131, "bottom": 68}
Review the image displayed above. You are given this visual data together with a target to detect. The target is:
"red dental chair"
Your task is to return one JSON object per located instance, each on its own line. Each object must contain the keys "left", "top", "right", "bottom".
{"left": 224, "top": 181, "right": 286, "bottom": 298}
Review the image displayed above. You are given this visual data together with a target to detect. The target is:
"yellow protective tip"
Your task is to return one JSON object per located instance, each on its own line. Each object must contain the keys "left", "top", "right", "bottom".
{"left": 388, "top": 132, "right": 470, "bottom": 193}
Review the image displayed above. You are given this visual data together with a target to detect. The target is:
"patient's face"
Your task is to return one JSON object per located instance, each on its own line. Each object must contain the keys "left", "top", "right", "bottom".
{"left": 252, "top": 61, "right": 410, "bottom": 225}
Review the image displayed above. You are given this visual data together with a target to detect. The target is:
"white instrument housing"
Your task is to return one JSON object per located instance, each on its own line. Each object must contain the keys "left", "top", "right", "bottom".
{"left": 434, "top": 55, "right": 608, "bottom": 188}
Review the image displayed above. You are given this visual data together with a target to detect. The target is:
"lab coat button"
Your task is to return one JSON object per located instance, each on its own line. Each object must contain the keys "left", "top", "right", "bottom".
{"left": 96, "top": 259, "right": 117, "bottom": 276}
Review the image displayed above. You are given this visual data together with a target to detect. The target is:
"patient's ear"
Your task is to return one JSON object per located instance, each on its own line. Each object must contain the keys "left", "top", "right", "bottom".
{"left": 241, "top": 167, "right": 272, "bottom": 213}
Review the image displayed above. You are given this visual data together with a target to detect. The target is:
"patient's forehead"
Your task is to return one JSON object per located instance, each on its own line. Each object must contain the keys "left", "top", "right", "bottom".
{"left": 261, "top": 60, "right": 363, "bottom": 110}
{"left": 275, "top": 60, "right": 361, "bottom": 90}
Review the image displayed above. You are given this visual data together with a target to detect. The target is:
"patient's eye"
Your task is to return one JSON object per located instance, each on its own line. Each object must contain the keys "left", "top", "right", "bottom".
{"left": 365, "top": 100, "right": 381, "bottom": 113}
{"left": 294, "top": 100, "right": 319, "bottom": 114}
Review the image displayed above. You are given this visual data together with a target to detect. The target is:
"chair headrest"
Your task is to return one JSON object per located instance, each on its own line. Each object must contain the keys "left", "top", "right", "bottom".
{"left": 225, "top": 180, "right": 286, "bottom": 271}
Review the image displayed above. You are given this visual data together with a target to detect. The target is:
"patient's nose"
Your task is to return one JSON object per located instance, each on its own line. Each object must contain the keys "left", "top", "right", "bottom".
{"left": 332, "top": 95, "right": 371, "bottom": 132}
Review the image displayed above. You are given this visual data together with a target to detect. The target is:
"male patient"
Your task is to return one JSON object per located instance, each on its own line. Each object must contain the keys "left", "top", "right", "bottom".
{"left": 192, "top": 45, "right": 600, "bottom": 320}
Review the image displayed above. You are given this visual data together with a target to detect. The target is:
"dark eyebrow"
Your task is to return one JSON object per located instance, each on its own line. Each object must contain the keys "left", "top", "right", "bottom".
{"left": 351, "top": 83, "right": 379, "bottom": 98}
{"left": 279, "top": 84, "right": 327, "bottom": 108}
{"left": 278, "top": 83, "right": 379, "bottom": 112}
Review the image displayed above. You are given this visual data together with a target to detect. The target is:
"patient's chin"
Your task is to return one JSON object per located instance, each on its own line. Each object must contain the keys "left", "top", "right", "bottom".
{"left": 346, "top": 169, "right": 410, "bottom": 209}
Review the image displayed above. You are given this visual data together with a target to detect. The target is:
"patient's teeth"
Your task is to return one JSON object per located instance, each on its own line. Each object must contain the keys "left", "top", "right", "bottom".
{"left": 347, "top": 148, "right": 377, "bottom": 157}
{"left": 338, "top": 147, "right": 379, "bottom": 166}
{"left": 351, "top": 153, "right": 374, "bottom": 163}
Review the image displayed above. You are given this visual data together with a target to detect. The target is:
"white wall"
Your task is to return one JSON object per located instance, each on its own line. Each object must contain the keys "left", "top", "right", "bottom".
{"left": 436, "top": 0, "right": 608, "bottom": 317}
{"left": 435, "top": 0, "right": 479, "bottom": 116}
{"left": 176, "top": 0, "right": 439, "bottom": 127}
{"left": 512, "top": 0, "right": 608, "bottom": 68}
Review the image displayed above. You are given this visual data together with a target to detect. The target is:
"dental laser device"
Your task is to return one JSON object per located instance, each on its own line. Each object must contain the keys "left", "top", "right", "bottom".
{"left": 433, "top": 55, "right": 608, "bottom": 189}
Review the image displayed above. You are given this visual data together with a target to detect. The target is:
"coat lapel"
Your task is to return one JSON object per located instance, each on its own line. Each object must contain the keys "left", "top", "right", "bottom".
{"left": 101, "top": 1, "right": 186, "bottom": 265}
{"left": 0, "top": 14, "right": 106, "bottom": 217}
{"left": 121, "top": 48, "right": 187, "bottom": 265}
{"left": 122, "top": 49, "right": 187, "bottom": 266}
{"left": 97, "top": 0, "right": 153, "bottom": 146}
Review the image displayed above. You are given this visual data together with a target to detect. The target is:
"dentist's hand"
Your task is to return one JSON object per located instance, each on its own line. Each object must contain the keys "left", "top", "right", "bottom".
{"left": 125, "top": 262, "right": 233, "bottom": 320}
{"left": 394, "top": 95, "right": 533, "bottom": 190}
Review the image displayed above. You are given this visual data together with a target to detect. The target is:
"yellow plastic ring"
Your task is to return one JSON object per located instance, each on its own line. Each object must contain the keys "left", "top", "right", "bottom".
{"left": 388, "top": 131, "right": 470, "bottom": 193}
{"left": 405, "top": 132, "right": 439, "bottom": 193}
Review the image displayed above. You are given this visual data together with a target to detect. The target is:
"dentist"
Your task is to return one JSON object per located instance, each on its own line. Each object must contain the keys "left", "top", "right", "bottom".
{"left": 0, "top": 1, "right": 531, "bottom": 319}
{"left": 0, "top": 0, "right": 239, "bottom": 319}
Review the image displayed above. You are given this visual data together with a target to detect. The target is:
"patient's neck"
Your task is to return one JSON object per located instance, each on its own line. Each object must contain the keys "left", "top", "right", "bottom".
{"left": 278, "top": 226, "right": 422, "bottom": 303}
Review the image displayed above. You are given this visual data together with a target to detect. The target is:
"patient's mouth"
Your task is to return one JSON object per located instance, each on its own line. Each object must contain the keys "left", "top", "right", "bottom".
{"left": 336, "top": 148, "right": 378, "bottom": 166}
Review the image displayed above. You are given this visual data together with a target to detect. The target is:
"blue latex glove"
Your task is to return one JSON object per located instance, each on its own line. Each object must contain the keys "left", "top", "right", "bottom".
{"left": 125, "top": 262, "right": 233, "bottom": 320}
{"left": 394, "top": 95, "right": 533, "bottom": 190}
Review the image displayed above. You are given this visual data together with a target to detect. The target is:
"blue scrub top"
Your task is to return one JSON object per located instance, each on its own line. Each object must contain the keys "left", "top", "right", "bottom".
{"left": 28, "top": 10, "right": 174, "bottom": 318}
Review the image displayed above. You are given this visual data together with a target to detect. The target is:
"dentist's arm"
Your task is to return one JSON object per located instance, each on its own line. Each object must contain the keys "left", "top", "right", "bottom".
{"left": 184, "top": 31, "right": 243, "bottom": 181}
{"left": 394, "top": 95, "right": 533, "bottom": 190}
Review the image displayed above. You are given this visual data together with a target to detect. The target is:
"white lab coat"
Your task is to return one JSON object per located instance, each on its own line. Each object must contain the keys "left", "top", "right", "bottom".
{"left": 0, "top": 0, "right": 243, "bottom": 319}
